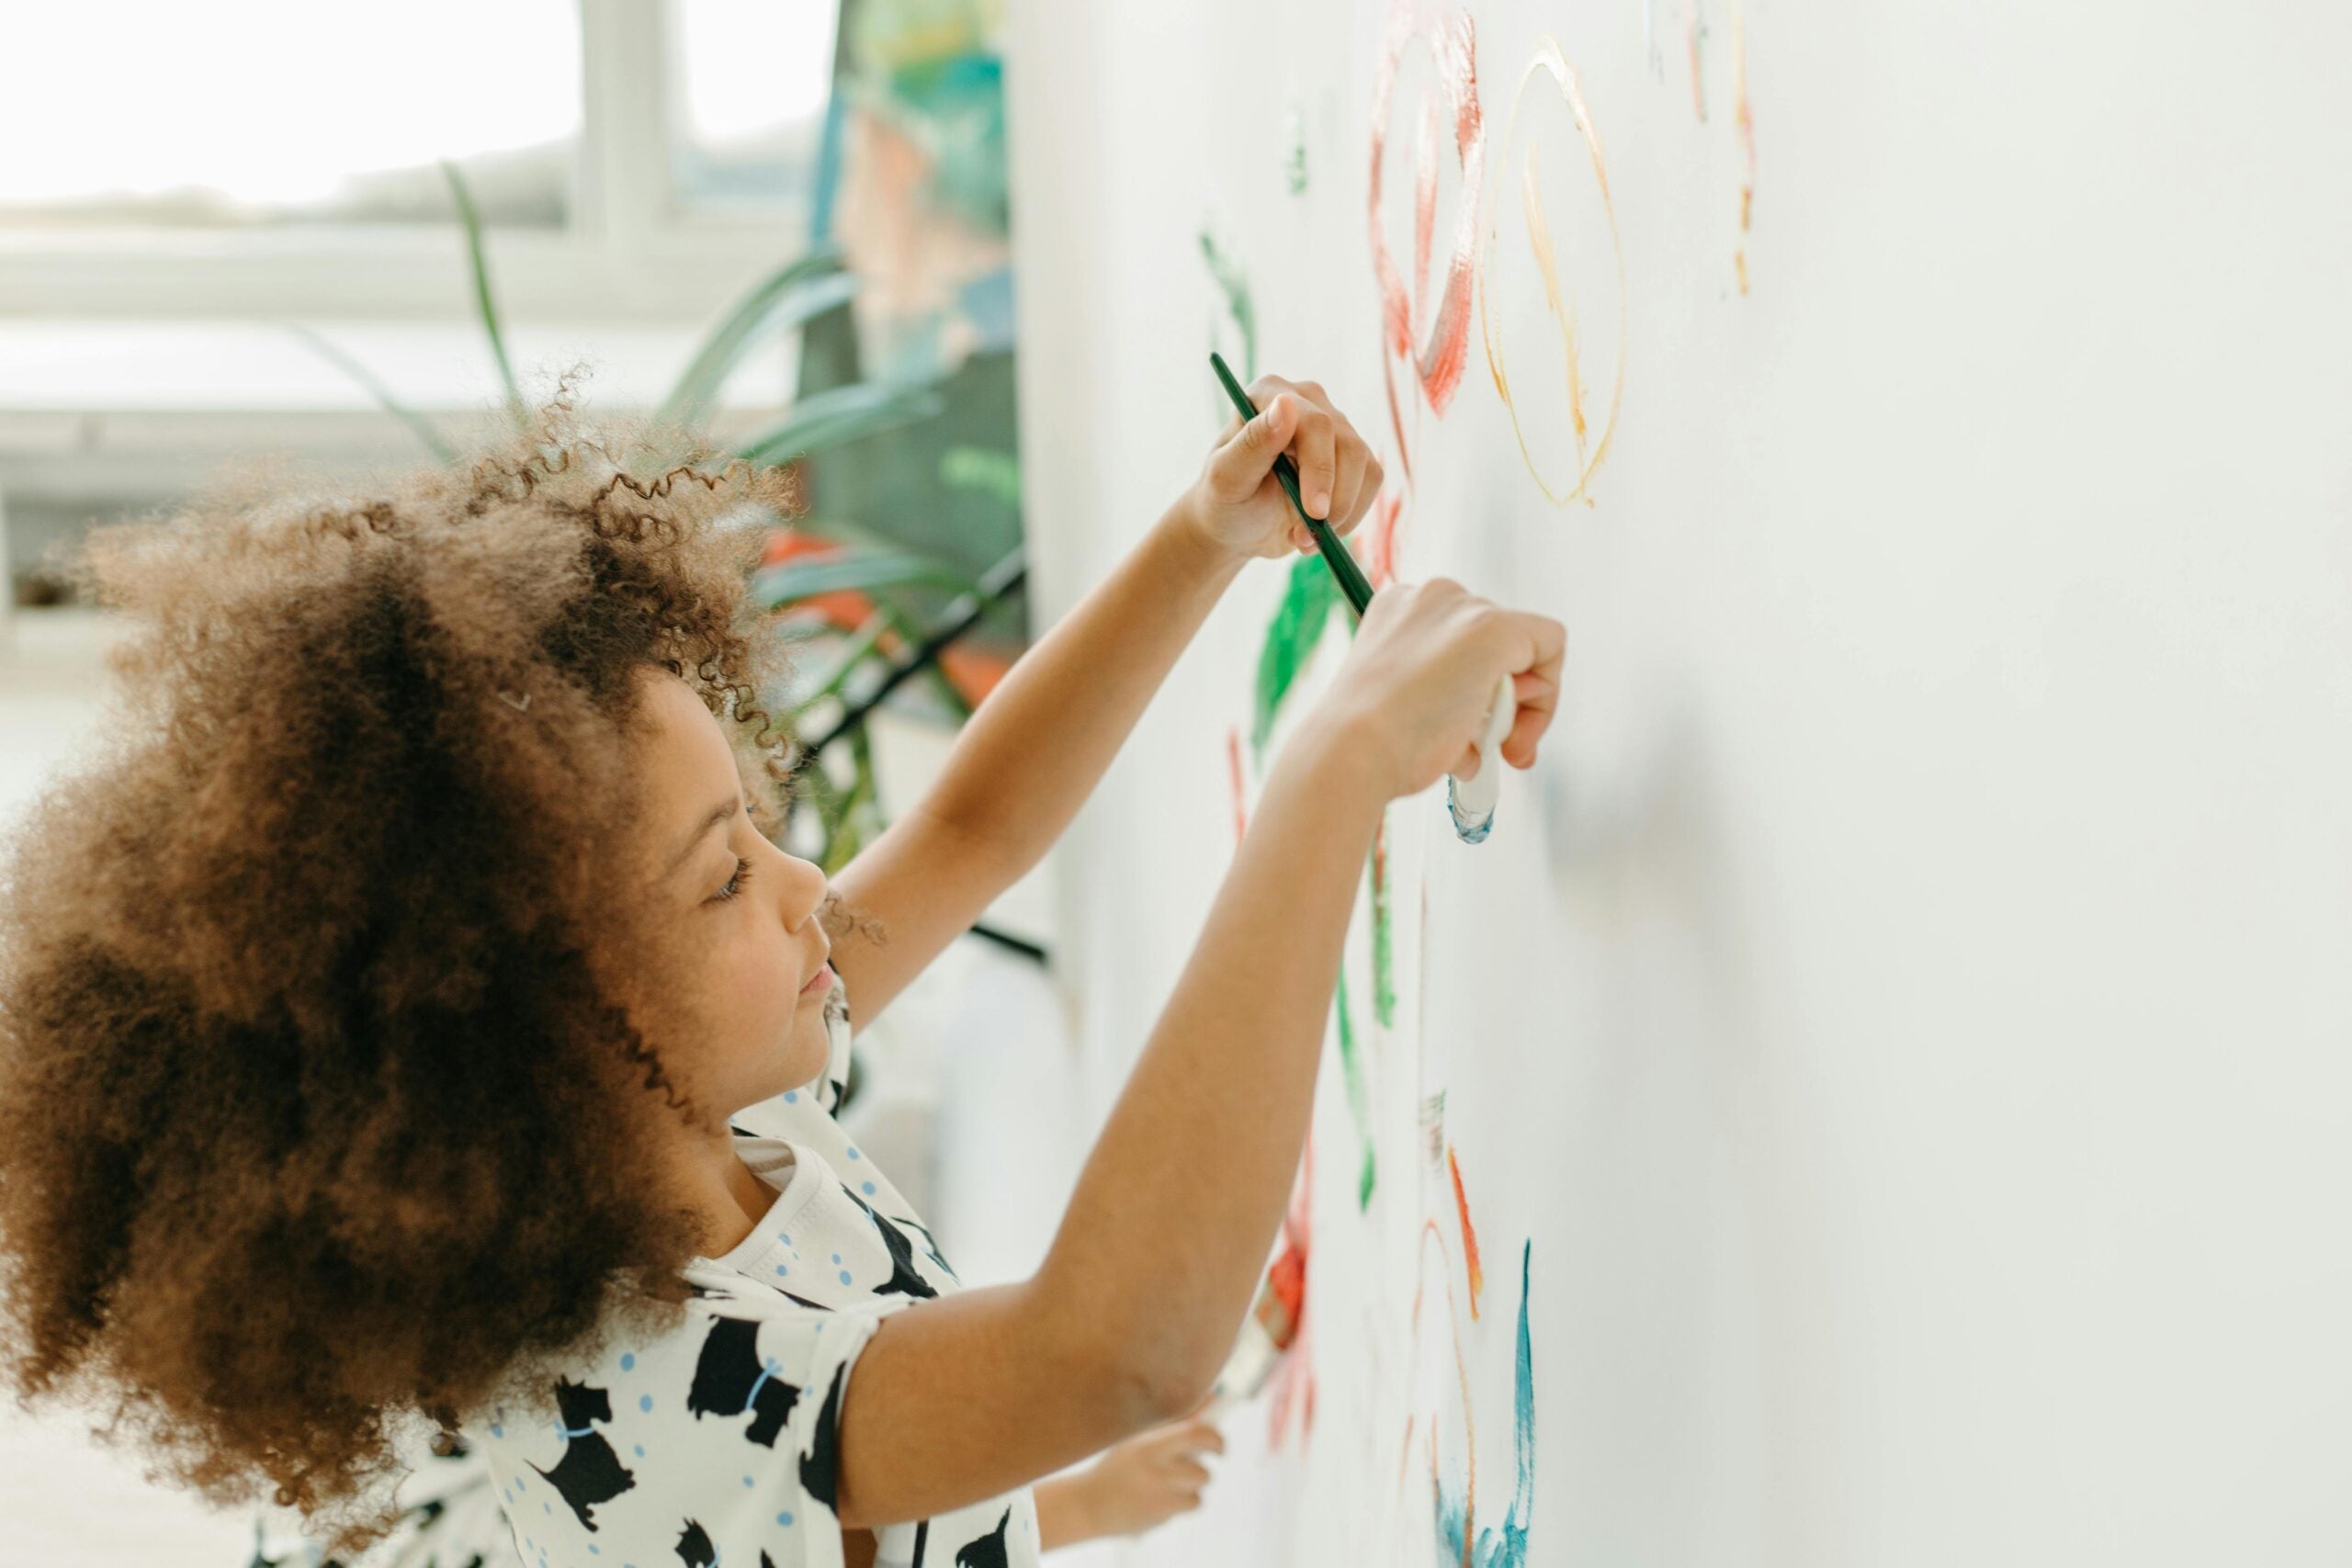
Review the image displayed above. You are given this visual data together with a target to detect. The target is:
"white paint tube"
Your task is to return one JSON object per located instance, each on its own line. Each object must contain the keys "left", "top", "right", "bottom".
{"left": 1444, "top": 671, "right": 1520, "bottom": 844}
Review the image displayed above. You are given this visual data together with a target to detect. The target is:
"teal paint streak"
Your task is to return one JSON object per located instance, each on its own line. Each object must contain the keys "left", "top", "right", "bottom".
{"left": 1431, "top": 1241, "right": 1535, "bottom": 1567}
{"left": 1497, "top": 1239, "right": 1535, "bottom": 1566}
{"left": 1437, "top": 1480, "right": 1471, "bottom": 1567}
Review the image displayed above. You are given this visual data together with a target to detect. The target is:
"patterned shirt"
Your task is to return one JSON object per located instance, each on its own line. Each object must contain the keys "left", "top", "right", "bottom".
{"left": 456, "top": 969, "right": 1042, "bottom": 1568}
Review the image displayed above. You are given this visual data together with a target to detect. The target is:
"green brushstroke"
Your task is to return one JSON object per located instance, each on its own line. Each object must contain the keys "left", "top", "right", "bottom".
{"left": 1198, "top": 227, "right": 1257, "bottom": 381}
{"left": 1251, "top": 553, "right": 1343, "bottom": 767}
{"left": 1334, "top": 956, "right": 1377, "bottom": 1211}
{"left": 1283, "top": 105, "right": 1309, "bottom": 196}
{"left": 1370, "top": 808, "right": 1395, "bottom": 1028}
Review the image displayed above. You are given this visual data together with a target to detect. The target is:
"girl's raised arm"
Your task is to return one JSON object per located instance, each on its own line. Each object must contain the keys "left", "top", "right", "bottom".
{"left": 831, "top": 575, "right": 1565, "bottom": 1531}
{"left": 830, "top": 709, "right": 1385, "bottom": 1530}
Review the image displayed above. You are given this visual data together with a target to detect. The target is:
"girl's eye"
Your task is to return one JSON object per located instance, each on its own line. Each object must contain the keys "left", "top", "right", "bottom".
{"left": 710, "top": 856, "right": 754, "bottom": 903}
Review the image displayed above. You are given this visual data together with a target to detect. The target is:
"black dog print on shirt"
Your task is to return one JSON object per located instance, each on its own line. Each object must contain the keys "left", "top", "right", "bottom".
{"left": 799, "top": 1360, "right": 851, "bottom": 1509}
{"left": 673, "top": 1516, "right": 717, "bottom": 1566}
{"left": 899, "top": 1212, "right": 960, "bottom": 1282}
{"left": 840, "top": 1182, "right": 938, "bottom": 1300}
{"left": 955, "top": 1506, "right": 1013, "bottom": 1568}
{"left": 685, "top": 1314, "right": 804, "bottom": 1448}
{"left": 532, "top": 1378, "right": 635, "bottom": 1532}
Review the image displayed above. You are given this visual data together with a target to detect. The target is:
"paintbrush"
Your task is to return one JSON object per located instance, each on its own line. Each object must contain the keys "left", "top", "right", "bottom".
{"left": 1207, "top": 351, "right": 1519, "bottom": 842}
{"left": 1199, "top": 1225, "right": 1306, "bottom": 1422}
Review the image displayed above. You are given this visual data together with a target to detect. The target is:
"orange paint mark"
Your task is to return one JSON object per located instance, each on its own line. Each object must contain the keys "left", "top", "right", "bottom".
{"left": 1521, "top": 141, "right": 1587, "bottom": 453}
{"left": 1449, "top": 1145, "right": 1487, "bottom": 1318}
{"left": 1226, "top": 724, "right": 1249, "bottom": 847}
{"left": 1267, "top": 1134, "right": 1316, "bottom": 1450}
{"left": 1370, "top": 0, "right": 1487, "bottom": 487}
{"left": 1363, "top": 488, "right": 1405, "bottom": 590}
{"left": 1476, "top": 37, "right": 1626, "bottom": 508}
{"left": 1414, "top": 88, "right": 1441, "bottom": 313}
{"left": 1735, "top": 0, "right": 1755, "bottom": 287}
{"left": 1413, "top": 1218, "right": 1478, "bottom": 1568}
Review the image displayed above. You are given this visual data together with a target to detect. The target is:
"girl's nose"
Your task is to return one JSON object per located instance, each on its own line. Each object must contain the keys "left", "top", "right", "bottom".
{"left": 777, "top": 848, "right": 829, "bottom": 930}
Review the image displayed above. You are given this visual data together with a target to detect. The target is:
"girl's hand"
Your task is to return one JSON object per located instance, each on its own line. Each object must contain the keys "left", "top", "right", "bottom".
{"left": 1069, "top": 1416, "right": 1227, "bottom": 1539}
{"left": 1317, "top": 575, "right": 1565, "bottom": 801}
{"left": 1182, "top": 374, "right": 1384, "bottom": 564}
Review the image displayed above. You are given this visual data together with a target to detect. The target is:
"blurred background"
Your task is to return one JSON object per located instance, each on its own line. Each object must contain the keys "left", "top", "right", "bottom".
{"left": 0, "top": 3, "right": 1097, "bottom": 1562}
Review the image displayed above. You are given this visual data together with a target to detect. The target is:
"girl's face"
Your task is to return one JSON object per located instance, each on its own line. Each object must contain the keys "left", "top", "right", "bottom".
{"left": 620, "top": 667, "right": 837, "bottom": 1118}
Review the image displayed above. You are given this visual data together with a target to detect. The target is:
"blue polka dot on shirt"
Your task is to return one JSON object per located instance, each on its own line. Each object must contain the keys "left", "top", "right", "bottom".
{"left": 619, "top": 1352, "right": 634, "bottom": 1371}
{"left": 743, "top": 1473, "right": 755, "bottom": 1487}
{"left": 776, "top": 1512, "right": 795, "bottom": 1528}
{"left": 845, "top": 1147, "right": 861, "bottom": 1160}
{"left": 634, "top": 1444, "right": 645, "bottom": 1458}
{"left": 784, "top": 1090, "right": 798, "bottom": 1102}
{"left": 862, "top": 1181, "right": 876, "bottom": 1195}
{"left": 839, "top": 1269, "right": 853, "bottom": 1285}
{"left": 639, "top": 1393, "right": 652, "bottom": 1412}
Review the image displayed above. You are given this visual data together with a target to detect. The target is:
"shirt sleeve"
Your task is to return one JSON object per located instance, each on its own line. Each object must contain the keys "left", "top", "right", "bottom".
{"left": 491, "top": 1292, "right": 911, "bottom": 1568}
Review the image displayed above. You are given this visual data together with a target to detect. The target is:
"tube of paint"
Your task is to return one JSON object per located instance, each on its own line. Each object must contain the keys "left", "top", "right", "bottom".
{"left": 1444, "top": 671, "right": 1520, "bottom": 844}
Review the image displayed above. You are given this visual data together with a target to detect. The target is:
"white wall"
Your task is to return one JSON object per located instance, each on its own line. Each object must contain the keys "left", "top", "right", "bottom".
{"left": 1004, "top": 0, "right": 2352, "bottom": 1562}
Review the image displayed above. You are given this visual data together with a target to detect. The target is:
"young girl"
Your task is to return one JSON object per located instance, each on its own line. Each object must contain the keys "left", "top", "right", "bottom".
{"left": 0, "top": 371, "right": 1560, "bottom": 1568}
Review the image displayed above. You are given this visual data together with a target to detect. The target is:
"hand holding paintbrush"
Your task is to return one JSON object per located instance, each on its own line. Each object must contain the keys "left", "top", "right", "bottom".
{"left": 1208, "top": 352, "right": 1543, "bottom": 842}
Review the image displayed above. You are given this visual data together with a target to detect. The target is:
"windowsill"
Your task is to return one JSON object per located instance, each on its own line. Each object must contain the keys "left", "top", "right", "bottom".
{"left": 0, "top": 317, "right": 796, "bottom": 420}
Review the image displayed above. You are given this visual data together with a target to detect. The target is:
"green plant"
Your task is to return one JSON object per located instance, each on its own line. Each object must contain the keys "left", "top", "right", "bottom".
{"left": 278, "top": 159, "right": 1022, "bottom": 871}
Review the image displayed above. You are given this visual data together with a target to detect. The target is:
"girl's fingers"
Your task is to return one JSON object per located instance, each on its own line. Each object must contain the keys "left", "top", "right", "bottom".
{"left": 1155, "top": 1420, "right": 1222, "bottom": 1457}
{"left": 1292, "top": 407, "right": 1339, "bottom": 519}
{"left": 1504, "top": 660, "right": 1561, "bottom": 765}
{"left": 1206, "top": 394, "right": 1299, "bottom": 502}
{"left": 1322, "top": 413, "right": 1363, "bottom": 527}
{"left": 1343, "top": 450, "right": 1385, "bottom": 530}
{"left": 1326, "top": 447, "right": 1365, "bottom": 535}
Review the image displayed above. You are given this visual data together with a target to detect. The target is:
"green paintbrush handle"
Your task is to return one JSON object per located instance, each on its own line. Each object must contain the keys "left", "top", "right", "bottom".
{"left": 1208, "top": 352, "right": 1376, "bottom": 618}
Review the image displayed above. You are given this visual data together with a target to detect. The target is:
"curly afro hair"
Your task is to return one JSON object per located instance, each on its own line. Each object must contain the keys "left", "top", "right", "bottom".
{"left": 0, "top": 371, "right": 874, "bottom": 1556}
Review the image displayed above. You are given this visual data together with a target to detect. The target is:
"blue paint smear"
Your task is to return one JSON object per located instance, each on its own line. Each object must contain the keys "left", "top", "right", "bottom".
{"left": 1432, "top": 1240, "right": 1535, "bottom": 1567}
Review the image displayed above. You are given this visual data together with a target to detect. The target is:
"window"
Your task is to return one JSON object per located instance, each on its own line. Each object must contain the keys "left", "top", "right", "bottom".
{"left": 669, "top": 0, "right": 840, "bottom": 216}
{"left": 0, "top": 0, "right": 841, "bottom": 323}
{"left": 0, "top": 2, "right": 581, "bottom": 231}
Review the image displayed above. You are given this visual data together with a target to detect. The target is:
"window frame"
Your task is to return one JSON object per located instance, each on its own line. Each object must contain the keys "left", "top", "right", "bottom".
{"left": 0, "top": 0, "right": 828, "bottom": 325}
